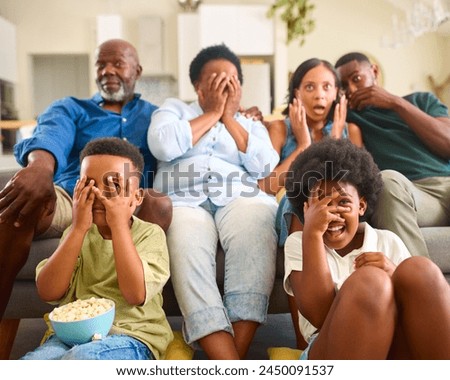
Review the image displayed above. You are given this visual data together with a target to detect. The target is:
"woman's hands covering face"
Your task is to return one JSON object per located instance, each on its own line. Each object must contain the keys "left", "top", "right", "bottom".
{"left": 222, "top": 74, "right": 241, "bottom": 120}
{"left": 197, "top": 72, "right": 242, "bottom": 120}
{"left": 197, "top": 72, "right": 228, "bottom": 118}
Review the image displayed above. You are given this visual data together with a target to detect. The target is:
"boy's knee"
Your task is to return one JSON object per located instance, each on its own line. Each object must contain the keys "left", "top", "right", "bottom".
{"left": 343, "top": 267, "right": 393, "bottom": 310}
{"left": 393, "top": 256, "right": 443, "bottom": 291}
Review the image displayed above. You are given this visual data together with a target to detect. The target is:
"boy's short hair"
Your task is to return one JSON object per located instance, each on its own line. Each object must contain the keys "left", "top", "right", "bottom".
{"left": 189, "top": 44, "right": 243, "bottom": 85}
{"left": 80, "top": 137, "right": 144, "bottom": 173}
{"left": 335, "top": 52, "right": 371, "bottom": 68}
{"left": 285, "top": 138, "right": 382, "bottom": 222}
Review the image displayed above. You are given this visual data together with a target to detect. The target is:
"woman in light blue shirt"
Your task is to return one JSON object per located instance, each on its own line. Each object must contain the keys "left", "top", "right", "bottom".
{"left": 148, "top": 44, "right": 279, "bottom": 359}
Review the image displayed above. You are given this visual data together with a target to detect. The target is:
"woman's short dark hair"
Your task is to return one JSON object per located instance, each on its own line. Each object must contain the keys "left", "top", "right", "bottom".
{"left": 189, "top": 44, "right": 243, "bottom": 85}
{"left": 80, "top": 137, "right": 144, "bottom": 173}
{"left": 285, "top": 138, "right": 382, "bottom": 222}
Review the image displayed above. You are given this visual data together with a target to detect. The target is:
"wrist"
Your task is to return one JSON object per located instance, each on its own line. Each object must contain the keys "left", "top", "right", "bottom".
{"left": 27, "top": 150, "right": 56, "bottom": 174}
{"left": 390, "top": 96, "right": 408, "bottom": 113}
{"left": 295, "top": 142, "right": 310, "bottom": 153}
{"left": 221, "top": 112, "right": 236, "bottom": 124}
{"left": 109, "top": 217, "right": 132, "bottom": 232}
{"left": 303, "top": 224, "right": 324, "bottom": 241}
{"left": 68, "top": 225, "right": 89, "bottom": 240}
{"left": 330, "top": 129, "right": 344, "bottom": 139}
{"left": 203, "top": 110, "right": 222, "bottom": 123}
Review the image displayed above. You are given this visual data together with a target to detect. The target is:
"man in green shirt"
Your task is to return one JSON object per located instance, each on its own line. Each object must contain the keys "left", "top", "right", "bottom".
{"left": 335, "top": 52, "right": 450, "bottom": 258}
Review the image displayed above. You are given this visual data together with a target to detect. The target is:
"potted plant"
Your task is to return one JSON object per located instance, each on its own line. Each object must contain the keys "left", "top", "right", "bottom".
{"left": 267, "top": 0, "right": 316, "bottom": 45}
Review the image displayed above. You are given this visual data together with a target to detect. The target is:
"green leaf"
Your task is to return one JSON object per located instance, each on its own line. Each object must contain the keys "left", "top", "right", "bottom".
{"left": 267, "top": 0, "right": 316, "bottom": 45}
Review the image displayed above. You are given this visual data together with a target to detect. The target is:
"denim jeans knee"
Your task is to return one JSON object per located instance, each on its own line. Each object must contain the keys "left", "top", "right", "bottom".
{"left": 216, "top": 196, "right": 278, "bottom": 323}
{"left": 167, "top": 196, "right": 278, "bottom": 345}
{"left": 21, "top": 334, "right": 152, "bottom": 360}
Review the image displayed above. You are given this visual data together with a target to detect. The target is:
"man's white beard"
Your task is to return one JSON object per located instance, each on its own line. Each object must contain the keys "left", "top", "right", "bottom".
{"left": 98, "top": 77, "right": 126, "bottom": 102}
{"left": 100, "top": 86, "right": 126, "bottom": 102}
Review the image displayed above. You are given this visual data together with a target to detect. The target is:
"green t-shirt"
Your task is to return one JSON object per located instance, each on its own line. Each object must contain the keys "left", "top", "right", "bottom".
{"left": 36, "top": 216, "right": 173, "bottom": 359}
{"left": 347, "top": 92, "right": 450, "bottom": 180}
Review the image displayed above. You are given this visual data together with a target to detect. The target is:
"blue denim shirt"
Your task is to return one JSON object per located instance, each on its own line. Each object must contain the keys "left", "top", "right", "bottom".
{"left": 148, "top": 98, "right": 279, "bottom": 207}
{"left": 14, "top": 93, "right": 158, "bottom": 196}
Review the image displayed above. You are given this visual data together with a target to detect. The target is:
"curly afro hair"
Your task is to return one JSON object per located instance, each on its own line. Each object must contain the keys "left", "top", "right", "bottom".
{"left": 285, "top": 138, "right": 382, "bottom": 222}
{"left": 189, "top": 44, "right": 243, "bottom": 86}
{"left": 80, "top": 137, "right": 144, "bottom": 173}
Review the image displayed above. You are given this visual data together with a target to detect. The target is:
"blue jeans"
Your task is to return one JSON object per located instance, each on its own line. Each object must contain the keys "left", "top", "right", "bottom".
{"left": 167, "top": 196, "right": 278, "bottom": 345}
{"left": 21, "top": 334, "right": 153, "bottom": 360}
{"left": 299, "top": 332, "right": 319, "bottom": 360}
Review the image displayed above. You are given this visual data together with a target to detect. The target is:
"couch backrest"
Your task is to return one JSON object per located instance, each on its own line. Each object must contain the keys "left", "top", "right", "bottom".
{"left": 0, "top": 170, "right": 15, "bottom": 189}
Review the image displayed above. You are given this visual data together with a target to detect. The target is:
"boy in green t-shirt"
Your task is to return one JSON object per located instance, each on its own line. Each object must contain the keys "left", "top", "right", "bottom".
{"left": 22, "top": 137, "right": 173, "bottom": 360}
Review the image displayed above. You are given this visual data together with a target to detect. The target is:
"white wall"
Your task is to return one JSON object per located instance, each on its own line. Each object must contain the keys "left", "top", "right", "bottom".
{"left": 286, "top": 0, "right": 449, "bottom": 99}
{"left": 0, "top": 0, "right": 449, "bottom": 118}
{"left": 32, "top": 55, "right": 90, "bottom": 116}
{"left": 0, "top": 16, "right": 17, "bottom": 82}
{"left": 0, "top": 0, "right": 179, "bottom": 118}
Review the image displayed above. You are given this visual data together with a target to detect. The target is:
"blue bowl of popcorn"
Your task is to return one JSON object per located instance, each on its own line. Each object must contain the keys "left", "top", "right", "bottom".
{"left": 49, "top": 297, "right": 115, "bottom": 346}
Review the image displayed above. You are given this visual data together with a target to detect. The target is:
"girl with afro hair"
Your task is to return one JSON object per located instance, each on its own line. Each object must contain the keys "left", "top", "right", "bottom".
{"left": 283, "top": 138, "right": 450, "bottom": 359}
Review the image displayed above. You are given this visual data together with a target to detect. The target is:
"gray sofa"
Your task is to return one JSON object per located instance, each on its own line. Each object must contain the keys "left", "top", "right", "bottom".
{"left": 1, "top": 168, "right": 449, "bottom": 329}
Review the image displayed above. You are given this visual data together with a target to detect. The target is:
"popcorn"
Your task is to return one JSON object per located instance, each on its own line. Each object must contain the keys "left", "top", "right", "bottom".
{"left": 51, "top": 297, "right": 113, "bottom": 322}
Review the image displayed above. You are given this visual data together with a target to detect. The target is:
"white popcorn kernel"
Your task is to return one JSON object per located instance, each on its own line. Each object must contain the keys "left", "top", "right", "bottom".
{"left": 51, "top": 298, "right": 113, "bottom": 322}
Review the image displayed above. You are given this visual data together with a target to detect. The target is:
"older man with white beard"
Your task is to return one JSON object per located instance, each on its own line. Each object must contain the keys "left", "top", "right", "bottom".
{"left": 0, "top": 39, "right": 172, "bottom": 320}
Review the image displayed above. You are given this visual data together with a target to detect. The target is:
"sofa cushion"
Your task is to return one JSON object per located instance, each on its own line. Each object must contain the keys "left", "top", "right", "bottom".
{"left": 0, "top": 170, "right": 14, "bottom": 188}
{"left": 422, "top": 227, "right": 450, "bottom": 273}
{"left": 16, "top": 239, "right": 59, "bottom": 280}
{"left": 4, "top": 281, "right": 54, "bottom": 319}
